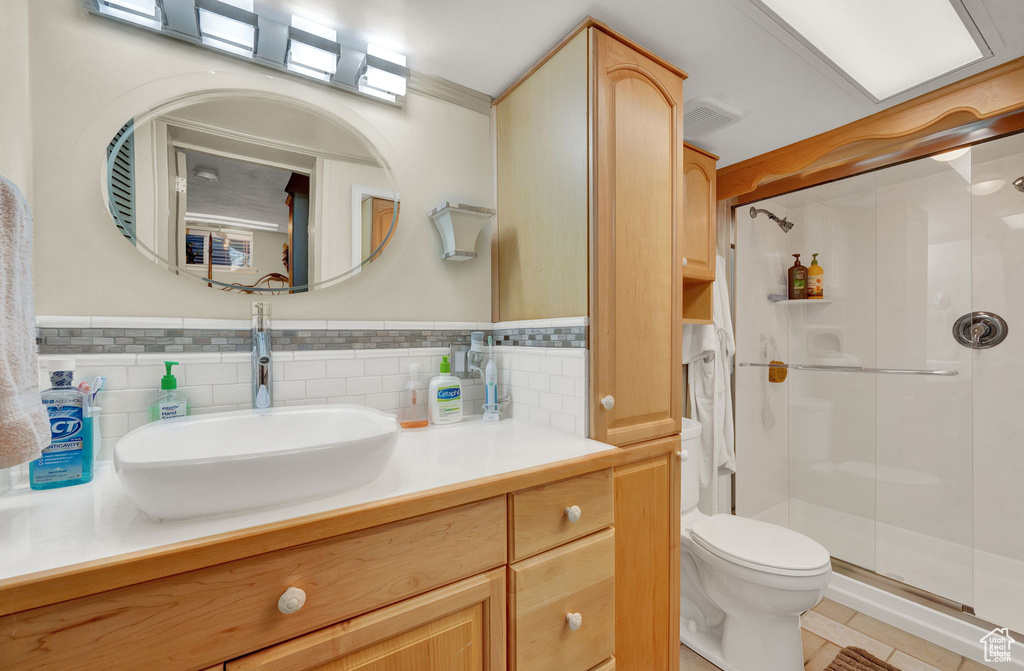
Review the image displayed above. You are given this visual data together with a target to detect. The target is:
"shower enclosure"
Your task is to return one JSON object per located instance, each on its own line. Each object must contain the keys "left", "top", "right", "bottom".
{"left": 734, "top": 131, "right": 1024, "bottom": 635}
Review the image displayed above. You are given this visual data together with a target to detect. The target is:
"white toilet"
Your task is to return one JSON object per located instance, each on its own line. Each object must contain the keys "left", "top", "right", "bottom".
{"left": 679, "top": 419, "right": 832, "bottom": 671}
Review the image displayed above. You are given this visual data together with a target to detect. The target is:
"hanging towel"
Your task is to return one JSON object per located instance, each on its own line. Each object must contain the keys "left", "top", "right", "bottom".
{"left": 682, "top": 256, "right": 735, "bottom": 511}
{"left": 0, "top": 176, "right": 50, "bottom": 468}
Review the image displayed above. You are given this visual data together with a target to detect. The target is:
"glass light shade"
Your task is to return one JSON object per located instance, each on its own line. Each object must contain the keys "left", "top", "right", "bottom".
{"left": 98, "top": 0, "right": 161, "bottom": 28}
{"left": 198, "top": 7, "right": 255, "bottom": 56}
{"left": 358, "top": 79, "right": 396, "bottom": 103}
{"left": 969, "top": 180, "right": 1005, "bottom": 196}
{"left": 759, "top": 0, "right": 985, "bottom": 100}
{"left": 367, "top": 43, "right": 407, "bottom": 67}
{"left": 932, "top": 148, "right": 970, "bottom": 162}
{"left": 364, "top": 65, "right": 407, "bottom": 97}
{"left": 287, "top": 41, "right": 338, "bottom": 77}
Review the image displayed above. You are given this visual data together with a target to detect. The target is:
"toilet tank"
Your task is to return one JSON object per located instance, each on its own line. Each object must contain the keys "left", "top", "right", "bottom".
{"left": 680, "top": 418, "right": 703, "bottom": 512}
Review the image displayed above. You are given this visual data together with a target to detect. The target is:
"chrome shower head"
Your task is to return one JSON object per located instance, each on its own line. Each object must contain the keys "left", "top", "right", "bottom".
{"left": 1014, "top": 176, "right": 1024, "bottom": 192}
{"left": 749, "top": 206, "right": 794, "bottom": 233}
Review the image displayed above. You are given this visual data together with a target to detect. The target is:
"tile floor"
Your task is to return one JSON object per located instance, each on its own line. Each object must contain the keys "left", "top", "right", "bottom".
{"left": 679, "top": 598, "right": 992, "bottom": 671}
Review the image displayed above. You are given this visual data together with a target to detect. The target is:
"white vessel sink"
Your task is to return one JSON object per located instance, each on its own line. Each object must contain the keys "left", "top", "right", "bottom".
{"left": 114, "top": 406, "right": 399, "bottom": 520}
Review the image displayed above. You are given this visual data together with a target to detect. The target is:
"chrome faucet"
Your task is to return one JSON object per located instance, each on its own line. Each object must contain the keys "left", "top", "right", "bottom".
{"left": 252, "top": 302, "right": 272, "bottom": 409}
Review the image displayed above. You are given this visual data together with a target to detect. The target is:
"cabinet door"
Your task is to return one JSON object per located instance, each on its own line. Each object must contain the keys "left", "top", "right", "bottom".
{"left": 613, "top": 445, "right": 681, "bottom": 671}
{"left": 591, "top": 28, "right": 684, "bottom": 447}
{"left": 682, "top": 144, "right": 717, "bottom": 280}
{"left": 227, "top": 569, "right": 505, "bottom": 671}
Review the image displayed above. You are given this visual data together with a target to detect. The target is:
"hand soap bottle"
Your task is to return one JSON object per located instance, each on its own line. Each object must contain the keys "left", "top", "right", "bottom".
{"left": 428, "top": 356, "right": 463, "bottom": 425}
{"left": 399, "top": 363, "right": 428, "bottom": 429}
{"left": 807, "top": 253, "right": 824, "bottom": 299}
{"left": 788, "top": 254, "right": 808, "bottom": 300}
{"left": 148, "top": 361, "right": 189, "bottom": 422}
{"left": 31, "top": 358, "right": 94, "bottom": 490}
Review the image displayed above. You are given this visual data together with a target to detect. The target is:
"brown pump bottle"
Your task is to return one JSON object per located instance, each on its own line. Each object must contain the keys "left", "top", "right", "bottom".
{"left": 788, "top": 254, "right": 808, "bottom": 300}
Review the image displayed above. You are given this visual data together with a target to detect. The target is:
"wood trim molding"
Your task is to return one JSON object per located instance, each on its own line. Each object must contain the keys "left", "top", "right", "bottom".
{"left": 717, "top": 55, "right": 1024, "bottom": 205}
{"left": 683, "top": 141, "right": 719, "bottom": 161}
{"left": 493, "top": 16, "right": 688, "bottom": 106}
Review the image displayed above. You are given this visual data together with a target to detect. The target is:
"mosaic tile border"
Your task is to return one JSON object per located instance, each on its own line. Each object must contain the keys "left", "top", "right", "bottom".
{"left": 37, "top": 326, "right": 588, "bottom": 354}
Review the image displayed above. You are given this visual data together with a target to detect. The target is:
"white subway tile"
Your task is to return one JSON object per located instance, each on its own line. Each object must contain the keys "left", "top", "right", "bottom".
{"left": 180, "top": 385, "right": 214, "bottom": 408}
{"left": 193, "top": 404, "right": 239, "bottom": 415}
{"left": 365, "top": 357, "right": 400, "bottom": 376}
{"left": 550, "top": 376, "right": 575, "bottom": 397}
{"left": 97, "top": 412, "right": 128, "bottom": 438}
{"left": 283, "top": 360, "right": 327, "bottom": 381}
{"left": 539, "top": 358, "right": 562, "bottom": 376}
{"left": 575, "top": 378, "right": 587, "bottom": 397}
{"left": 433, "top": 322, "right": 479, "bottom": 330}
{"left": 272, "top": 380, "right": 306, "bottom": 401}
{"left": 128, "top": 364, "right": 169, "bottom": 389}
{"left": 538, "top": 393, "right": 562, "bottom": 412}
{"left": 213, "top": 383, "right": 251, "bottom": 406}
{"left": 76, "top": 366, "right": 128, "bottom": 391}
{"left": 575, "top": 417, "right": 588, "bottom": 437}
{"left": 347, "top": 377, "right": 383, "bottom": 395}
{"left": 221, "top": 352, "right": 251, "bottom": 363}
{"left": 519, "top": 356, "right": 541, "bottom": 373}
{"left": 136, "top": 352, "right": 221, "bottom": 365}
{"left": 293, "top": 350, "right": 354, "bottom": 360}
{"left": 185, "top": 363, "right": 237, "bottom": 385}
{"left": 269, "top": 351, "right": 294, "bottom": 362}
{"left": 564, "top": 397, "right": 586, "bottom": 418}
{"left": 101, "top": 389, "right": 153, "bottom": 414}
{"left": 286, "top": 398, "right": 325, "bottom": 406}
{"left": 326, "top": 359, "right": 365, "bottom": 378}
{"left": 562, "top": 358, "right": 586, "bottom": 378}
{"left": 59, "top": 353, "right": 137, "bottom": 366}
{"left": 510, "top": 371, "right": 529, "bottom": 387}
{"left": 527, "top": 374, "right": 551, "bottom": 392}
{"left": 327, "top": 320, "right": 385, "bottom": 330}
{"left": 363, "top": 392, "right": 400, "bottom": 411}
{"left": 383, "top": 374, "right": 411, "bottom": 393}
{"left": 127, "top": 411, "right": 149, "bottom": 431}
{"left": 514, "top": 388, "right": 539, "bottom": 408}
{"left": 306, "top": 378, "right": 346, "bottom": 398}
{"left": 235, "top": 363, "right": 252, "bottom": 381}
{"left": 327, "top": 395, "right": 366, "bottom": 405}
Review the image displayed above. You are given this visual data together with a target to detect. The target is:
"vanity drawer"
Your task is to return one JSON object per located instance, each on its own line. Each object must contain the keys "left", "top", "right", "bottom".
{"left": 508, "top": 529, "right": 615, "bottom": 671}
{"left": 509, "top": 468, "right": 613, "bottom": 560}
{"left": 0, "top": 497, "right": 506, "bottom": 671}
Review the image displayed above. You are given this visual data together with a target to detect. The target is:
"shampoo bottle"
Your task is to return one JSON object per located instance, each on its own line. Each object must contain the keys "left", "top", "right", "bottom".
{"left": 31, "top": 358, "right": 94, "bottom": 490}
{"left": 428, "top": 356, "right": 463, "bottom": 425}
{"left": 148, "top": 361, "right": 189, "bottom": 422}
{"left": 807, "top": 253, "right": 824, "bottom": 299}
{"left": 788, "top": 254, "right": 808, "bottom": 300}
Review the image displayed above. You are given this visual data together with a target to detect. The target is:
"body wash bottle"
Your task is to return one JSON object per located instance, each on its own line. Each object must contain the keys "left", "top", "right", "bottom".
{"left": 31, "top": 359, "right": 94, "bottom": 490}
{"left": 428, "top": 356, "right": 463, "bottom": 425}
{"left": 148, "top": 361, "right": 189, "bottom": 422}
{"left": 807, "top": 253, "right": 824, "bottom": 299}
{"left": 788, "top": 254, "right": 808, "bottom": 300}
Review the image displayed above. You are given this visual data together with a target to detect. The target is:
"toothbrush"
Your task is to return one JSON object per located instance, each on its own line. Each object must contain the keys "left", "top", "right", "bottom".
{"left": 90, "top": 376, "right": 107, "bottom": 402}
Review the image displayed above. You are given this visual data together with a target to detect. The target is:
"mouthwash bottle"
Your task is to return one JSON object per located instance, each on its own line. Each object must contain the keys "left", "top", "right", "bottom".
{"left": 31, "top": 358, "right": 94, "bottom": 490}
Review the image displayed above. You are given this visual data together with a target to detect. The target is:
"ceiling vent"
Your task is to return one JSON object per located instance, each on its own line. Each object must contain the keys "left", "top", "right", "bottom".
{"left": 683, "top": 97, "right": 742, "bottom": 140}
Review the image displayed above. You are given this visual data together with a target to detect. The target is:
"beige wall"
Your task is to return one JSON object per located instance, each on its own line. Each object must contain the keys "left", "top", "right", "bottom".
{"left": 0, "top": 0, "right": 31, "bottom": 194}
{"left": 28, "top": 0, "right": 493, "bottom": 321}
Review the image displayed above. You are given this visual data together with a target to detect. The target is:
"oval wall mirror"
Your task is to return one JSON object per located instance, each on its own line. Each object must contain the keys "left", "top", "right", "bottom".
{"left": 104, "top": 92, "right": 398, "bottom": 294}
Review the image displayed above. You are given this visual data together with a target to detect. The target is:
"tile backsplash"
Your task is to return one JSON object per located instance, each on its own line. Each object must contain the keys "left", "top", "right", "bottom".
{"left": 31, "top": 318, "right": 590, "bottom": 463}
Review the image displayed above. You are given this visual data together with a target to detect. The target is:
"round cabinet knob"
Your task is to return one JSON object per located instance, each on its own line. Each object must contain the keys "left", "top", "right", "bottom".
{"left": 278, "top": 587, "right": 306, "bottom": 614}
{"left": 682, "top": 257, "right": 689, "bottom": 266}
{"left": 677, "top": 450, "right": 689, "bottom": 462}
{"left": 601, "top": 395, "right": 615, "bottom": 410}
{"left": 565, "top": 505, "right": 582, "bottom": 523}
{"left": 566, "top": 612, "right": 583, "bottom": 631}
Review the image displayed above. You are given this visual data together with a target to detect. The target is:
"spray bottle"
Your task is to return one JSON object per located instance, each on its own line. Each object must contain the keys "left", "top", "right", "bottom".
{"left": 483, "top": 336, "right": 500, "bottom": 422}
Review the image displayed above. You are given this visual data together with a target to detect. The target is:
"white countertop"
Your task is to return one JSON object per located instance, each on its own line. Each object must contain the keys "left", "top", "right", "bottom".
{"left": 0, "top": 418, "right": 615, "bottom": 582}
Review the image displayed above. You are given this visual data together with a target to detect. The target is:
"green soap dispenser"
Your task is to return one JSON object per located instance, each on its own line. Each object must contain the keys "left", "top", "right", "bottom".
{"left": 148, "top": 361, "right": 190, "bottom": 422}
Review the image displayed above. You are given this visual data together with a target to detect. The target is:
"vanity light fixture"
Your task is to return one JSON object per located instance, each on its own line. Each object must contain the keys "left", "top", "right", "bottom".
{"left": 969, "top": 180, "right": 1005, "bottom": 196}
{"left": 97, "top": 0, "right": 162, "bottom": 28}
{"left": 931, "top": 147, "right": 970, "bottom": 162}
{"left": 287, "top": 16, "right": 341, "bottom": 81}
{"left": 196, "top": 0, "right": 257, "bottom": 57}
{"left": 428, "top": 202, "right": 496, "bottom": 261}
{"left": 81, "top": 0, "right": 411, "bottom": 108}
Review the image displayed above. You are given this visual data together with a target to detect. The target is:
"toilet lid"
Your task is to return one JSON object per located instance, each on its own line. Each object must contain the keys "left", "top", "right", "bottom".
{"left": 690, "top": 515, "right": 831, "bottom": 574}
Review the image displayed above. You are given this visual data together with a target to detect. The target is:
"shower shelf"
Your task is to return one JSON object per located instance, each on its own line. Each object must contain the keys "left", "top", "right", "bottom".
{"left": 769, "top": 298, "right": 833, "bottom": 305}
{"left": 738, "top": 362, "right": 958, "bottom": 376}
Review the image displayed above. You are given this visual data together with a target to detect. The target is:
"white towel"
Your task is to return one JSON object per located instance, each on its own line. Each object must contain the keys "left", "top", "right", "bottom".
{"left": 0, "top": 176, "right": 50, "bottom": 468}
{"left": 683, "top": 256, "right": 735, "bottom": 511}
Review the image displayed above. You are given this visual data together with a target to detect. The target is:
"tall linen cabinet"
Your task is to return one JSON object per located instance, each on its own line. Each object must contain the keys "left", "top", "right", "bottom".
{"left": 494, "top": 18, "right": 685, "bottom": 671}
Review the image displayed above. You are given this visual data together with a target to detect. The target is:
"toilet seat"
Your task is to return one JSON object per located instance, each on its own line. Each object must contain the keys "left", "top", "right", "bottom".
{"left": 690, "top": 515, "right": 831, "bottom": 577}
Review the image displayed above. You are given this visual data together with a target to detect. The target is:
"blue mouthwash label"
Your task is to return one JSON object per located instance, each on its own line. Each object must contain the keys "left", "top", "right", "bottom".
{"left": 36, "top": 400, "right": 85, "bottom": 482}
{"left": 436, "top": 385, "right": 462, "bottom": 417}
